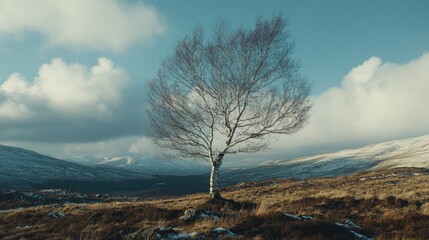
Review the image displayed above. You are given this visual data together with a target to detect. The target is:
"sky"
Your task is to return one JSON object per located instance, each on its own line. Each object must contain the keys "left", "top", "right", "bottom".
{"left": 0, "top": 0, "right": 429, "bottom": 165}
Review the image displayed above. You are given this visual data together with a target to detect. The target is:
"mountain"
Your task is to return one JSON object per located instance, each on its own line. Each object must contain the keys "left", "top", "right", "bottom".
{"left": 3, "top": 134, "right": 429, "bottom": 193}
{"left": 0, "top": 145, "right": 147, "bottom": 188}
{"left": 223, "top": 134, "right": 429, "bottom": 183}
{"left": 66, "top": 156, "right": 210, "bottom": 175}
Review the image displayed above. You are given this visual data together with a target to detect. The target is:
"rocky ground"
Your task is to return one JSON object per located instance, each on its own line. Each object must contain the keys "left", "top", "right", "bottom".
{"left": 1, "top": 167, "right": 429, "bottom": 239}
{"left": 0, "top": 189, "right": 141, "bottom": 211}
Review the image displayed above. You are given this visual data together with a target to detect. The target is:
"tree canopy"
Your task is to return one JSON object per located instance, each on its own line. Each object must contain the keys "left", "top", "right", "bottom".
{"left": 148, "top": 15, "right": 311, "bottom": 199}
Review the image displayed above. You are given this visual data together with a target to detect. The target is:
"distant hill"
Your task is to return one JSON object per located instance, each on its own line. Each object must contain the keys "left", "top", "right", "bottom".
{"left": 66, "top": 155, "right": 210, "bottom": 175}
{"left": 2, "top": 134, "right": 429, "bottom": 193}
{"left": 0, "top": 145, "right": 147, "bottom": 189}
{"left": 224, "top": 134, "right": 429, "bottom": 183}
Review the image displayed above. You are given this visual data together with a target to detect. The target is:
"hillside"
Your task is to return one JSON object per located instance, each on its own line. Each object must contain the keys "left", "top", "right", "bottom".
{"left": 1, "top": 167, "right": 429, "bottom": 239}
{"left": 2, "top": 134, "right": 429, "bottom": 196}
{"left": 0, "top": 144, "right": 215, "bottom": 197}
{"left": 0, "top": 145, "right": 147, "bottom": 189}
{"left": 224, "top": 134, "right": 429, "bottom": 184}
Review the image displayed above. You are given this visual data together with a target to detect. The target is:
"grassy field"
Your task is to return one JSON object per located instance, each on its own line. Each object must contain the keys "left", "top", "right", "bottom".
{"left": 1, "top": 167, "right": 429, "bottom": 239}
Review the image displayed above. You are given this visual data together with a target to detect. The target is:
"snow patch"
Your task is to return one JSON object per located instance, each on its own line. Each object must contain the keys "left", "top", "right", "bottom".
{"left": 212, "top": 227, "right": 237, "bottom": 237}
{"left": 47, "top": 212, "right": 65, "bottom": 218}
{"left": 284, "top": 213, "right": 313, "bottom": 221}
{"left": 335, "top": 219, "right": 362, "bottom": 229}
{"left": 350, "top": 230, "right": 372, "bottom": 239}
{"left": 336, "top": 220, "right": 372, "bottom": 240}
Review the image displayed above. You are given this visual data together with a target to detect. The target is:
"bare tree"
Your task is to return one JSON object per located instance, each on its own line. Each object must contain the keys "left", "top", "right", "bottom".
{"left": 148, "top": 15, "right": 311, "bottom": 199}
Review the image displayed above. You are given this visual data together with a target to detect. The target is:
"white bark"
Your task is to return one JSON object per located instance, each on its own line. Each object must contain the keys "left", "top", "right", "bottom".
{"left": 210, "top": 155, "right": 223, "bottom": 199}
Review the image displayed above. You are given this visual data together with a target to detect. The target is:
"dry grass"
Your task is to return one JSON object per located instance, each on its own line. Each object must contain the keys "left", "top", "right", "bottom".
{"left": 1, "top": 167, "right": 429, "bottom": 239}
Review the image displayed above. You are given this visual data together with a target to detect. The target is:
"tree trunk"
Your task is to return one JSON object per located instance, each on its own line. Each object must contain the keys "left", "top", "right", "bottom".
{"left": 210, "top": 158, "right": 223, "bottom": 199}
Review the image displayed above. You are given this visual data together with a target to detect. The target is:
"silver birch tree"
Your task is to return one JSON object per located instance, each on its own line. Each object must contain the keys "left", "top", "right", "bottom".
{"left": 148, "top": 15, "right": 311, "bottom": 199}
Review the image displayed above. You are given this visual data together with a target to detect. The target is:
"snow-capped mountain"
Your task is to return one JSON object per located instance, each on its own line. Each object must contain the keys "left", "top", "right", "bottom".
{"left": 67, "top": 156, "right": 210, "bottom": 175}
{"left": 0, "top": 145, "right": 147, "bottom": 188}
{"left": 3, "top": 134, "right": 429, "bottom": 191}
{"left": 224, "top": 134, "right": 429, "bottom": 183}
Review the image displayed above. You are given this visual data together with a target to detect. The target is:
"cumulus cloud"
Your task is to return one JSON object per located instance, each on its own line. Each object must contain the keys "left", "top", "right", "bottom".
{"left": 270, "top": 52, "right": 429, "bottom": 158}
{"left": 0, "top": 57, "right": 148, "bottom": 143}
{"left": 0, "top": 57, "right": 127, "bottom": 120}
{"left": 0, "top": 0, "right": 165, "bottom": 51}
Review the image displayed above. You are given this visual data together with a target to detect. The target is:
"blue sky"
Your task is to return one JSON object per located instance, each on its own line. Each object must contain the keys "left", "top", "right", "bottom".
{"left": 2, "top": 1, "right": 428, "bottom": 94}
{"left": 1, "top": 0, "right": 429, "bottom": 162}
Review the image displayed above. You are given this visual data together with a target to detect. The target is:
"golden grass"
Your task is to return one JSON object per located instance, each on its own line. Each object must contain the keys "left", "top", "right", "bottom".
{"left": 1, "top": 167, "right": 429, "bottom": 239}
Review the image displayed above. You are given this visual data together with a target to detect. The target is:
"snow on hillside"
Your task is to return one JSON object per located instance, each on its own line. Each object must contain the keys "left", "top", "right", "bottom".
{"left": 262, "top": 134, "right": 429, "bottom": 168}
{"left": 3, "top": 134, "right": 429, "bottom": 189}
{"left": 67, "top": 156, "right": 210, "bottom": 175}
{"left": 0, "top": 145, "right": 146, "bottom": 188}
{"left": 224, "top": 134, "right": 429, "bottom": 183}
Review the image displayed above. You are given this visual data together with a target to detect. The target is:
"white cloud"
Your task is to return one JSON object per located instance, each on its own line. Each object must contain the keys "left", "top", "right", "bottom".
{"left": 59, "top": 136, "right": 157, "bottom": 158}
{"left": 128, "top": 137, "right": 157, "bottom": 155}
{"left": 270, "top": 52, "right": 429, "bottom": 157}
{"left": 0, "top": 57, "right": 128, "bottom": 120}
{"left": 0, "top": 0, "right": 165, "bottom": 51}
{"left": 62, "top": 137, "right": 140, "bottom": 157}
{"left": 0, "top": 136, "right": 156, "bottom": 159}
{"left": 0, "top": 136, "right": 137, "bottom": 157}
{"left": 0, "top": 56, "right": 151, "bottom": 143}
